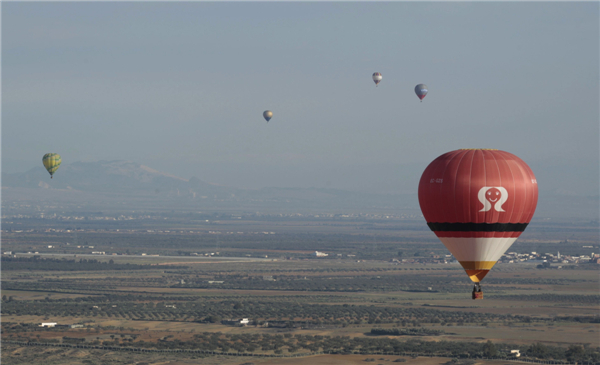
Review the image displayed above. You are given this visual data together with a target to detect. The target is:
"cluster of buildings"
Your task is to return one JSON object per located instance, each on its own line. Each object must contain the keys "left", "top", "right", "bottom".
{"left": 39, "top": 322, "right": 84, "bottom": 329}
{"left": 1, "top": 226, "right": 282, "bottom": 236}
{"left": 390, "top": 255, "right": 454, "bottom": 265}
{"left": 222, "top": 318, "right": 251, "bottom": 326}
{"left": 384, "top": 250, "right": 600, "bottom": 266}
{"left": 500, "top": 251, "right": 600, "bottom": 265}
{"left": 242, "top": 212, "right": 420, "bottom": 220}
{"left": 2, "top": 211, "right": 424, "bottom": 225}
{"left": 2, "top": 213, "right": 142, "bottom": 221}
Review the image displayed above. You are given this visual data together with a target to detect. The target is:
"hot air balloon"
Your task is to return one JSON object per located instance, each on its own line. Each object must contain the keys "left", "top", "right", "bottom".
{"left": 42, "top": 153, "right": 62, "bottom": 179}
{"left": 415, "top": 84, "right": 428, "bottom": 101}
{"left": 372, "top": 72, "right": 382, "bottom": 86}
{"left": 418, "top": 149, "right": 538, "bottom": 299}
{"left": 263, "top": 110, "right": 273, "bottom": 123}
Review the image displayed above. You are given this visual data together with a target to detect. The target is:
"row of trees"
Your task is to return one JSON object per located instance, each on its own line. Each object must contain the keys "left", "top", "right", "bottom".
{"left": 494, "top": 294, "right": 600, "bottom": 305}
{"left": 370, "top": 328, "right": 444, "bottom": 336}
{"left": 5, "top": 329, "right": 599, "bottom": 363}
{"left": 2, "top": 296, "right": 580, "bottom": 327}
{"left": 5, "top": 269, "right": 585, "bottom": 294}
{"left": 174, "top": 274, "right": 510, "bottom": 293}
{"left": 1, "top": 256, "right": 187, "bottom": 271}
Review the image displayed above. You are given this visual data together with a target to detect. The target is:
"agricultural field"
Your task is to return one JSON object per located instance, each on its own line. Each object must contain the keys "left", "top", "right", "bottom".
{"left": 1, "top": 215, "right": 599, "bottom": 364}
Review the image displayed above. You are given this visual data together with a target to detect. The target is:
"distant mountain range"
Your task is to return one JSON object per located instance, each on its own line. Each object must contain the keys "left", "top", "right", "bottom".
{"left": 2, "top": 160, "right": 417, "bottom": 213}
{"left": 2, "top": 160, "right": 597, "bottom": 219}
{"left": 2, "top": 160, "right": 231, "bottom": 196}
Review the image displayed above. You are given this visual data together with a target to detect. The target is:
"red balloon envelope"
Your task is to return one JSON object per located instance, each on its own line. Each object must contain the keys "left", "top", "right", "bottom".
{"left": 418, "top": 149, "right": 538, "bottom": 283}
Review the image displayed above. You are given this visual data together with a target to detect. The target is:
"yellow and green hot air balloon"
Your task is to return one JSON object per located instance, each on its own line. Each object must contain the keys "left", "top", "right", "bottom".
{"left": 42, "top": 153, "right": 61, "bottom": 179}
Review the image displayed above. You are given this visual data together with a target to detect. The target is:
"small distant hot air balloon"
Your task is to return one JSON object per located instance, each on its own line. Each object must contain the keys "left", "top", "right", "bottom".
{"left": 263, "top": 110, "right": 273, "bottom": 123}
{"left": 415, "top": 84, "right": 428, "bottom": 101}
{"left": 372, "top": 72, "right": 382, "bottom": 86}
{"left": 418, "top": 149, "right": 538, "bottom": 299}
{"left": 42, "top": 153, "right": 62, "bottom": 179}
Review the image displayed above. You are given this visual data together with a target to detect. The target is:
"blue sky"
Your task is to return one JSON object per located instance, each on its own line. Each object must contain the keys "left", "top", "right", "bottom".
{"left": 2, "top": 2, "right": 598, "bottom": 194}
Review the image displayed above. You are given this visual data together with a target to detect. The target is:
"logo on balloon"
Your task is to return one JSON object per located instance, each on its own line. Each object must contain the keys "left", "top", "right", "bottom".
{"left": 478, "top": 187, "right": 508, "bottom": 212}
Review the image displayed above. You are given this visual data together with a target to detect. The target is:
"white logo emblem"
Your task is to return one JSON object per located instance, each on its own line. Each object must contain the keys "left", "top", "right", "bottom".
{"left": 478, "top": 186, "right": 508, "bottom": 212}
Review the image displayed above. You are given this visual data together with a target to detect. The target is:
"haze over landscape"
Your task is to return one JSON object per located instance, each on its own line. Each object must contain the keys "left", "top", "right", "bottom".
{"left": 1, "top": 2, "right": 599, "bottom": 365}
{"left": 2, "top": 160, "right": 598, "bottom": 220}
{"left": 3, "top": 2, "right": 598, "bottom": 194}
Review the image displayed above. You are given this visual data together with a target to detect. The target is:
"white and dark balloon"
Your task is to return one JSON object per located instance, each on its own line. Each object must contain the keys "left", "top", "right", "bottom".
{"left": 372, "top": 72, "right": 382, "bottom": 86}
{"left": 263, "top": 110, "right": 273, "bottom": 122}
{"left": 415, "top": 84, "right": 428, "bottom": 101}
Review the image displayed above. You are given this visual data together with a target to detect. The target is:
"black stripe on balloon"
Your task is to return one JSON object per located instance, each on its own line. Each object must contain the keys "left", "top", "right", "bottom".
{"left": 427, "top": 222, "right": 528, "bottom": 232}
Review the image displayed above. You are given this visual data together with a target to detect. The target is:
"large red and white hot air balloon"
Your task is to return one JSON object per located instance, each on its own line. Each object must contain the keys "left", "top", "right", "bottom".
{"left": 418, "top": 149, "right": 538, "bottom": 299}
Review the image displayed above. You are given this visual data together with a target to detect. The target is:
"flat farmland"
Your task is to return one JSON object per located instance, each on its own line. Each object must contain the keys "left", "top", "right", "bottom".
{"left": 2, "top": 216, "right": 598, "bottom": 364}
{"left": 1, "top": 343, "right": 495, "bottom": 365}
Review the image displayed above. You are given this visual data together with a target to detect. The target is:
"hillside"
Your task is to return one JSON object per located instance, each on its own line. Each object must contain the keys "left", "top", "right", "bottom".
{"left": 2, "top": 160, "right": 416, "bottom": 214}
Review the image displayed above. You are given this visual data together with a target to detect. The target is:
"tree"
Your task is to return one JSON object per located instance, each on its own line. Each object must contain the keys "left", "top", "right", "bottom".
{"left": 205, "top": 315, "right": 221, "bottom": 323}
{"left": 528, "top": 343, "right": 548, "bottom": 359}
{"left": 483, "top": 340, "right": 497, "bottom": 357}
{"left": 565, "top": 345, "right": 584, "bottom": 363}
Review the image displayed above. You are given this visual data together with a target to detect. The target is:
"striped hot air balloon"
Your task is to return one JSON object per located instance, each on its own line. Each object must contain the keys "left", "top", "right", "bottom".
{"left": 372, "top": 72, "right": 382, "bottom": 86}
{"left": 418, "top": 149, "right": 538, "bottom": 299}
{"left": 42, "top": 153, "right": 62, "bottom": 179}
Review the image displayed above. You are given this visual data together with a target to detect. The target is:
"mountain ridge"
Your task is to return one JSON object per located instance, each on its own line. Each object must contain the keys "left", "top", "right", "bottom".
{"left": 2, "top": 160, "right": 597, "bottom": 219}
{"left": 2, "top": 160, "right": 228, "bottom": 193}
{"left": 2, "top": 160, "right": 416, "bottom": 212}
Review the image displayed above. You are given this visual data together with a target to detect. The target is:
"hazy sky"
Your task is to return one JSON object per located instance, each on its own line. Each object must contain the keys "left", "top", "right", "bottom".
{"left": 3, "top": 2, "right": 599, "bottom": 194}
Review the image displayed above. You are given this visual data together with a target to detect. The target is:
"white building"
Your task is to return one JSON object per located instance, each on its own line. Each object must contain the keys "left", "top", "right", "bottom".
{"left": 40, "top": 322, "right": 57, "bottom": 328}
{"left": 240, "top": 318, "right": 250, "bottom": 325}
{"left": 312, "top": 251, "right": 328, "bottom": 257}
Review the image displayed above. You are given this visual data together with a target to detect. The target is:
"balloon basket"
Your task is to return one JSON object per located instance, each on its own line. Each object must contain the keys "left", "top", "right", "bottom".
{"left": 472, "top": 283, "right": 483, "bottom": 300}
{"left": 472, "top": 291, "right": 484, "bottom": 300}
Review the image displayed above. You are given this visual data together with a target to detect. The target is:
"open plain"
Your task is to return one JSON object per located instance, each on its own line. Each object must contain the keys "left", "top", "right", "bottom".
{"left": 2, "top": 213, "right": 599, "bottom": 364}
